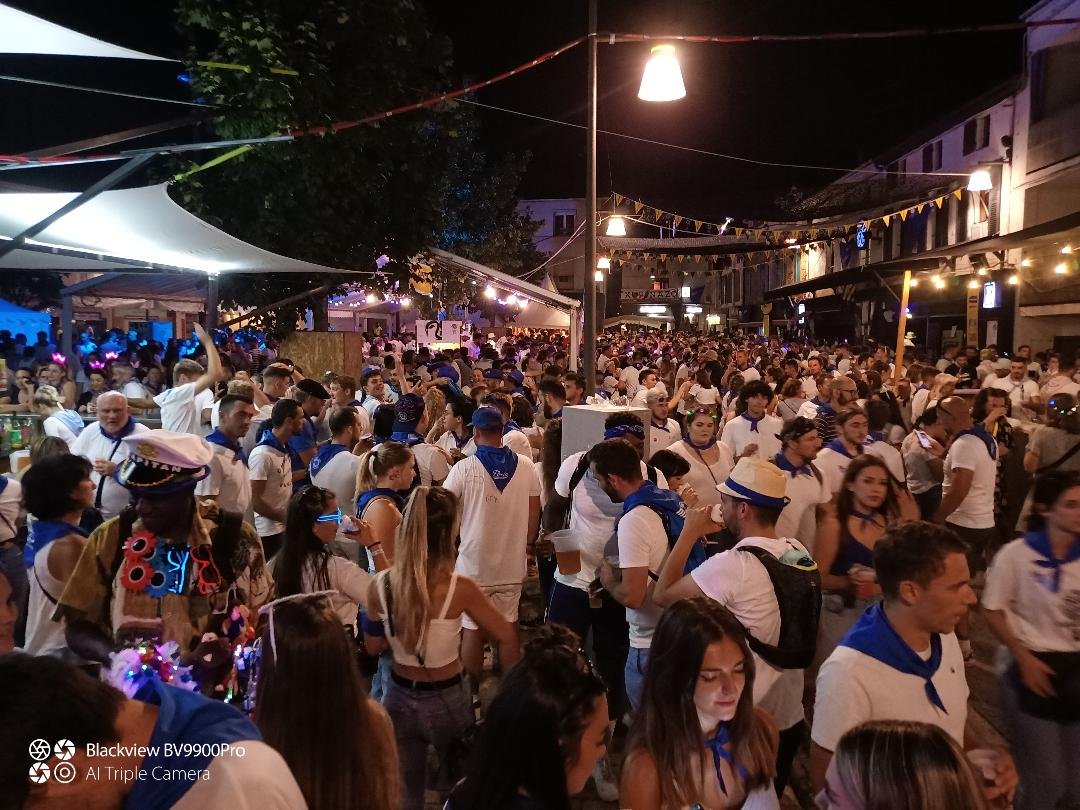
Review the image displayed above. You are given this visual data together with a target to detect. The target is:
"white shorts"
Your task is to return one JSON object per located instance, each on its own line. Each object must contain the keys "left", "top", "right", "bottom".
{"left": 461, "top": 583, "right": 522, "bottom": 631}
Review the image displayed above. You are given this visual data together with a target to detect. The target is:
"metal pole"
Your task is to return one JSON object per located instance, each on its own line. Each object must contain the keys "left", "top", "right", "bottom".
{"left": 894, "top": 270, "right": 911, "bottom": 383}
{"left": 206, "top": 274, "right": 219, "bottom": 330}
{"left": 583, "top": 0, "right": 598, "bottom": 383}
{"left": 0, "top": 154, "right": 154, "bottom": 260}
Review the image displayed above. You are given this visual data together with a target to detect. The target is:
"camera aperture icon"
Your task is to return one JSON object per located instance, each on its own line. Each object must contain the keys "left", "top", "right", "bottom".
{"left": 53, "top": 740, "right": 75, "bottom": 761}
{"left": 28, "top": 762, "right": 50, "bottom": 783}
{"left": 28, "top": 739, "right": 51, "bottom": 762}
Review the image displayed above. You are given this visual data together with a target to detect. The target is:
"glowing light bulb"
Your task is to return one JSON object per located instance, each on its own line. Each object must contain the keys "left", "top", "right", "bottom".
{"left": 597, "top": 256, "right": 610, "bottom": 270}
{"left": 638, "top": 44, "right": 685, "bottom": 102}
{"left": 483, "top": 285, "right": 496, "bottom": 299}
{"left": 1007, "top": 274, "right": 1019, "bottom": 285}
{"left": 605, "top": 216, "right": 626, "bottom": 237}
{"left": 400, "top": 297, "right": 412, "bottom": 308}
{"left": 967, "top": 169, "right": 992, "bottom": 192}
{"left": 1055, "top": 263, "right": 1069, "bottom": 275}
{"left": 365, "top": 293, "right": 377, "bottom": 304}
{"left": 594, "top": 270, "right": 604, "bottom": 282}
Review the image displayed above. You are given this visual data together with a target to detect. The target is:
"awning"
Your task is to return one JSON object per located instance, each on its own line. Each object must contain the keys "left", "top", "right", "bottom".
{"left": 767, "top": 257, "right": 940, "bottom": 299}
{"left": 426, "top": 248, "right": 579, "bottom": 311}
{"left": 0, "top": 3, "right": 170, "bottom": 60}
{"left": 903, "top": 210, "right": 1080, "bottom": 260}
{"left": 0, "top": 184, "right": 349, "bottom": 276}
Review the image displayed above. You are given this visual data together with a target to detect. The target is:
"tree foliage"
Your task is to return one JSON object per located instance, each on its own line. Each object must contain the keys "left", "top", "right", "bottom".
{"left": 0, "top": 271, "right": 64, "bottom": 311}
{"left": 172, "top": 0, "right": 541, "bottom": 334}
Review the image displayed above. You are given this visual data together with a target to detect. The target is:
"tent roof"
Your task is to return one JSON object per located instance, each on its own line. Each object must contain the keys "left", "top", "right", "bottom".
{"left": 0, "top": 184, "right": 349, "bottom": 276}
{"left": 0, "top": 3, "right": 170, "bottom": 60}
{"left": 426, "top": 248, "right": 579, "bottom": 311}
{"left": 0, "top": 297, "right": 50, "bottom": 316}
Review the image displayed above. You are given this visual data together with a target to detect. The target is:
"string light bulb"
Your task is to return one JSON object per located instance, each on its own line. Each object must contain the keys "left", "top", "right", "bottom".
{"left": 483, "top": 285, "right": 496, "bottom": 299}
{"left": 597, "top": 256, "right": 610, "bottom": 270}
{"left": 400, "top": 297, "right": 412, "bottom": 308}
{"left": 1021, "top": 258, "right": 1033, "bottom": 268}
{"left": 365, "top": 293, "right": 377, "bottom": 304}
{"left": 967, "top": 279, "right": 980, "bottom": 290}
{"left": 638, "top": 44, "right": 686, "bottom": 102}
{"left": 1062, "top": 245, "right": 1073, "bottom": 255}
{"left": 1055, "top": 263, "right": 1069, "bottom": 275}
{"left": 909, "top": 278, "right": 919, "bottom": 288}
{"left": 1008, "top": 274, "right": 1019, "bottom": 285}
{"left": 506, "top": 294, "right": 518, "bottom": 307}
{"left": 594, "top": 270, "right": 604, "bottom": 282}
{"left": 932, "top": 275, "right": 945, "bottom": 289}
{"left": 605, "top": 216, "right": 626, "bottom": 237}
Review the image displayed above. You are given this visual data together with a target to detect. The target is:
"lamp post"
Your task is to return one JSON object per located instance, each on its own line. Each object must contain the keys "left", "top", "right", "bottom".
{"left": 583, "top": 7, "right": 684, "bottom": 379}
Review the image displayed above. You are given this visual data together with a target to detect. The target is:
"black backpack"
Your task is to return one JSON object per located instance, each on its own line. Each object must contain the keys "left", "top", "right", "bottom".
{"left": 738, "top": 545, "right": 822, "bottom": 670}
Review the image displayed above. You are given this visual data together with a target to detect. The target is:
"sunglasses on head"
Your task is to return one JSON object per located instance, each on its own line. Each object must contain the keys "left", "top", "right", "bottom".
{"left": 692, "top": 407, "right": 717, "bottom": 419}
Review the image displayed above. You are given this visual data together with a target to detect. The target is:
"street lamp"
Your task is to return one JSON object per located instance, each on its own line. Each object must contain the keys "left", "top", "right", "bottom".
{"left": 967, "top": 169, "right": 993, "bottom": 192}
{"left": 583, "top": 0, "right": 684, "bottom": 378}
{"left": 638, "top": 45, "right": 686, "bottom": 102}
{"left": 605, "top": 216, "right": 626, "bottom": 237}
{"left": 597, "top": 256, "right": 610, "bottom": 269}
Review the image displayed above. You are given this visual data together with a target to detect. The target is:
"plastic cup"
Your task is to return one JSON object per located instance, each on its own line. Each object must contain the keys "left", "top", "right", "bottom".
{"left": 550, "top": 529, "right": 581, "bottom": 575}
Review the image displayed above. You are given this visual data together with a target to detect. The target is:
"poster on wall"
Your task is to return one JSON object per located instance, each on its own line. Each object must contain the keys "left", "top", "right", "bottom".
{"left": 415, "top": 319, "right": 462, "bottom": 346}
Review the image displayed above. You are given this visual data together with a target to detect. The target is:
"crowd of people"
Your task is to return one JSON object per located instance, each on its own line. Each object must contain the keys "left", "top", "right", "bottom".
{"left": 1, "top": 320, "right": 1078, "bottom": 810}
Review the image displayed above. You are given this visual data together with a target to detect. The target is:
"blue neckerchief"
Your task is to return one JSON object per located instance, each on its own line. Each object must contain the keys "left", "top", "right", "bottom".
{"left": 503, "top": 420, "right": 522, "bottom": 435}
{"left": 954, "top": 425, "right": 998, "bottom": 461}
{"left": 449, "top": 430, "right": 471, "bottom": 449}
{"left": 839, "top": 602, "right": 947, "bottom": 712}
{"left": 310, "top": 442, "right": 349, "bottom": 477}
{"left": 651, "top": 419, "right": 671, "bottom": 433}
{"left": 347, "top": 398, "right": 362, "bottom": 407}
{"left": 356, "top": 487, "right": 406, "bottom": 516}
{"left": 684, "top": 436, "right": 717, "bottom": 451}
{"left": 125, "top": 679, "right": 260, "bottom": 809}
{"left": 389, "top": 431, "right": 425, "bottom": 446}
{"left": 99, "top": 417, "right": 137, "bottom": 441}
{"left": 53, "top": 409, "right": 85, "bottom": 437}
{"left": 810, "top": 396, "right": 823, "bottom": 406}
{"left": 916, "top": 384, "right": 929, "bottom": 392}
{"left": 825, "top": 438, "right": 861, "bottom": 459}
{"left": 704, "top": 724, "right": 746, "bottom": 796}
{"left": 850, "top": 508, "right": 884, "bottom": 529}
{"left": 550, "top": 408, "right": 563, "bottom": 419}
{"left": 620, "top": 481, "right": 681, "bottom": 532}
{"left": 474, "top": 444, "right": 519, "bottom": 492}
{"left": 816, "top": 402, "right": 836, "bottom": 417}
{"left": 740, "top": 412, "right": 762, "bottom": 432}
{"left": 256, "top": 428, "right": 288, "bottom": 454}
{"left": 774, "top": 451, "right": 812, "bottom": 478}
{"left": 24, "top": 519, "right": 89, "bottom": 566}
{"left": 866, "top": 431, "right": 884, "bottom": 444}
{"left": 205, "top": 428, "right": 247, "bottom": 467}
{"left": 1023, "top": 528, "right": 1080, "bottom": 593}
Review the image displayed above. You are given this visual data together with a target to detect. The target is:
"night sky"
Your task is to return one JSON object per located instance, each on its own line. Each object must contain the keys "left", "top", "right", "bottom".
{"left": 2, "top": 1, "right": 1031, "bottom": 220}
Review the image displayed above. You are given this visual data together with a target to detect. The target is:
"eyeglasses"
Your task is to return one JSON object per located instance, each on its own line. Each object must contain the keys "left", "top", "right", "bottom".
{"left": 314, "top": 508, "right": 343, "bottom": 525}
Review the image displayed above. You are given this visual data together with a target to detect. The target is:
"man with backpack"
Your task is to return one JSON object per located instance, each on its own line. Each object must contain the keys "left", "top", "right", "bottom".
{"left": 652, "top": 456, "right": 822, "bottom": 796}
{"left": 54, "top": 430, "right": 273, "bottom": 660}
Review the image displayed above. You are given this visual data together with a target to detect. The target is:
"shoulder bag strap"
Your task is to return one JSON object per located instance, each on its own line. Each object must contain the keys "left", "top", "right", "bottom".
{"left": 95, "top": 435, "right": 126, "bottom": 510}
{"left": 1038, "top": 438, "right": 1080, "bottom": 474}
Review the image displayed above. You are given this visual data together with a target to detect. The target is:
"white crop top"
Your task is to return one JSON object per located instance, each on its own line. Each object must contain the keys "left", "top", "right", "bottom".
{"left": 376, "top": 570, "right": 463, "bottom": 669}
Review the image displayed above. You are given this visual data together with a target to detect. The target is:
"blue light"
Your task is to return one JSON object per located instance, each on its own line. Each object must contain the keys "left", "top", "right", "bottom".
{"left": 176, "top": 72, "right": 192, "bottom": 85}
{"left": 855, "top": 221, "right": 868, "bottom": 249}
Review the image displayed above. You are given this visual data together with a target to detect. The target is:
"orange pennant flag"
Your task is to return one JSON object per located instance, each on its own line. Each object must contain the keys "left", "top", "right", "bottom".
{"left": 614, "top": 193, "right": 624, "bottom": 207}
{"left": 694, "top": 220, "right": 703, "bottom": 232}
{"left": 899, "top": 209, "right": 908, "bottom": 221}
{"left": 633, "top": 201, "right": 644, "bottom": 214}
{"left": 674, "top": 215, "right": 684, "bottom": 227}
{"left": 916, "top": 203, "right": 925, "bottom": 214}
{"left": 935, "top": 196, "right": 945, "bottom": 208}
{"left": 881, "top": 214, "right": 891, "bottom": 227}
{"left": 953, "top": 188, "right": 963, "bottom": 201}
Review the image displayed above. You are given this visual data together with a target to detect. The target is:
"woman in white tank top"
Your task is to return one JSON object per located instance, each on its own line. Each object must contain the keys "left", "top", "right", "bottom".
{"left": 366, "top": 485, "right": 518, "bottom": 810}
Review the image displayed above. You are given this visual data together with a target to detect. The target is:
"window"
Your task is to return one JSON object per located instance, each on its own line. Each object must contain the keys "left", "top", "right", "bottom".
{"left": 972, "top": 189, "right": 990, "bottom": 225}
{"left": 922, "top": 141, "right": 942, "bottom": 172}
{"left": 552, "top": 212, "right": 575, "bottom": 236}
{"left": 962, "top": 116, "right": 990, "bottom": 155}
{"left": 1031, "top": 40, "right": 1080, "bottom": 123}
{"left": 556, "top": 273, "right": 573, "bottom": 284}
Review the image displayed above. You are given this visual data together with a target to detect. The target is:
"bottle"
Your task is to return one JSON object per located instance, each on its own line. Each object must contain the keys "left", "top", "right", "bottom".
{"left": 9, "top": 417, "right": 21, "bottom": 451}
{"left": 19, "top": 418, "right": 30, "bottom": 448}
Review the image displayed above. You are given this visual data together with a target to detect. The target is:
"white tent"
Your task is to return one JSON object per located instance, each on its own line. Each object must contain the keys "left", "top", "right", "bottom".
{"left": 0, "top": 299, "right": 50, "bottom": 337}
{"left": 0, "top": 4, "right": 170, "bottom": 60}
{"left": 0, "top": 183, "right": 344, "bottom": 276}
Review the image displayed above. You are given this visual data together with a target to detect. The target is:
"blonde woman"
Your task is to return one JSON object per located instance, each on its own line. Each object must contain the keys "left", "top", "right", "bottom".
{"left": 926, "top": 373, "right": 958, "bottom": 411}
{"left": 32, "top": 385, "right": 84, "bottom": 448}
{"left": 422, "top": 386, "right": 448, "bottom": 445}
{"left": 354, "top": 441, "right": 415, "bottom": 569}
{"left": 367, "top": 486, "right": 517, "bottom": 810}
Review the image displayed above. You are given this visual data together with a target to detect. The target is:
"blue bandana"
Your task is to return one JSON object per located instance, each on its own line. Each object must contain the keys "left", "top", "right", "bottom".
{"left": 866, "top": 431, "right": 885, "bottom": 444}
{"left": 1023, "top": 528, "right": 1080, "bottom": 593}
{"left": 651, "top": 419, "right": 671, "bottom": 433}
{"left": 825, "top": 438, "right": 862, "bottom": 459}
{"left": 448, "top": 430, "right": 471, "bottom": 449}
{"left": 740, "top": 412, "right": 763, "bottom": 432}
{"left": 604, "top": 424, "right": 646, "bottom": 441}
{"left": 99, "top": 417, "right": 137, "bottom": 442}
{"left": 839, "top": 602, "right": 947, "bottom": 712}
{"left": 205, "top": 428, "right": 247, "bottom": 467}
{"left": 773, "top": 452, "right": 812, "bottom": 478}
{"left": 474, "top": 445, "right": 519, "bottom": 492}
{"left": 704, "top": 724, "right": 747, "bottom": 796}
{"left": 503, "top": 420, "right": 522, "bottom": 435}
{"left": 356, "top": 487, "right": 406, "bottom": 516}
{"left": 954, "top": 425, "right": 998, "bottom": 461}
{"left": 816, "top": 402, "right": 836, "bottom": 417}
{"left": 24, "top": 519, "right": 89, "bottom": 566}
{"left": 389, "top": 431, "right": 425, "bottom": 447}
{"left": 850, "top": 508, "right": 884, "bottom": 529}
{"left": 684, "top": 435, "right": 717, "bottom": 451}
{"left": 309, "top": 443, "right": 349, "bottom": 477}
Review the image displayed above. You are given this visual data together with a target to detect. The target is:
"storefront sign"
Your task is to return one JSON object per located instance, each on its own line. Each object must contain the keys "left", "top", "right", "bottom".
{"left": 965, "top": 290, "right": 979, "bottom": 346}
{"left": 621, "top": 288, "right": 678, "bottom": 302}
{"left": 415, "top": 319, "right": 462, "bottom": 346}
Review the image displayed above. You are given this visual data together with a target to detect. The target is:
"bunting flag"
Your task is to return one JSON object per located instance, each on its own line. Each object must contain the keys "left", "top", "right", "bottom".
{"left": 953, "top": 188, "right": 963, "bottom": 200}
{"left": 916, "top": 203, "right": 925, "bottom": 214}
{"left": 633, "top": 200, "right": 644, "bottom": 214}
{"left": 935, "top": 196, "right": 945, "bottom": 208}
{"left": 881, "top": 214, "right": 891, "bottom": 226}
{"left": 614, "top": 193, "right": 624, "bottom": 206}
{"left": 674, "top": 215, "right": 684, "bottom": 227}
{"left": 899, "top": 209, "right": 908, "bottom": 221}
{"left": 694, "top": 219, "right": 703, "bottom": 232}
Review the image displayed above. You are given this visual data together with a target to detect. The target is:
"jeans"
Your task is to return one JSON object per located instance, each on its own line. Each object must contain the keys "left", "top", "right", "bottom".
{"left": 1000, "top": 664, "right": 1080, "bottom": 810}
{"left": 368, "top": 651, "right": 394, "bottom": 702}
{"left": 624, "top": 647, "right": 650, "bottom": 713}
{"left": 382, "top": 676, "right": 473, "bottom": 810}
{"left": 0, "top": 543, "right": 27, "bottom": 647}
{"left": 547, "top": 581, "right": 629, "bottom": 718}
{"left": 260, "top": 532, "right": 284, "bottom": 562}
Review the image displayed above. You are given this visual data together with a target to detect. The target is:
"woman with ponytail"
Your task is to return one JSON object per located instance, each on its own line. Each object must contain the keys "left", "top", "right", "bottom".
{"left": 367, "top": 486, "right": 516, "bottom": 810}
{"left": 354, "top": 440, "right": 415, "bottom": 570}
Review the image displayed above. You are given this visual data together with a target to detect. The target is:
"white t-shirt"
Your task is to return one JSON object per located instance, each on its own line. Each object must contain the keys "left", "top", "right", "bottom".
{"left": 620, "top": 365, "right": 642, "bottom": 396}
{"left": 43, "top": 414, "right": 79, "bottom": 447}
{"left": 737, "top": 366, "right": 762, "bottom": 383}
{"left": 155, "top": 383, "right": 206, "bottom": 436}
{"left": 942, "top": 433, "right": 996, "bottom": 529}
{"left": 668, "top": 441, "right": 734, "bottom": 507}
{"left": 901, "top": 431, "right": 938, "bottom": 495}
{"left": 983, "top": 537, "right": 1080, "bottom": 653}
{"left": 248, "top": 444, "right": 291, "bottom": 536}
{"left": 0, "top": 476, "right": 21, "bottom": 542}
{"left": 812, "top": 632, "right": 968, "bottom": 751}
{"left": 990, "top": 376, "right": 1040, "bottom": 419}
{"left": 647, "top": 418, "right": 681, "bottom": 459}
{"left": 412, "top": 443, "right": 451, "bottom": 487}
{"left": 302, "top": 555, "right": 371, "bottom": 632}
{"left": 195, "top": 441, "right": 252, "bottom": 516}
{"left": 69, "top": 422, "right": 150, "bottom": 519}
{"left": 122, "top": 379, "right": 149, "bottom": 401}
{"left": 689, "top": 384, "right": 719, "bottom": 405}
{"left": 910, "top": 387, "right": 932, "bottom": 422}
{"left": 444, "top": 453, "right": 540, "bottom": 586}
{"left": 553, "top": 452, "right": 668, "bottom": 592}
{"left": 311, "top": 449, "right": 363, "bottom": 524}
{"left": 801, "top": 376, "right": 819, "bottom": 401}
{"left": 171, "top": 741, "right": 306, "bottom": 810}
{"left": 241, "top": 404, "right": 274, "bottom": 456}
{"left": 863, "top": 439, "right": 905, "bottom": 483}
{"left": 691, "top": 536, "right": 810, "bottom": 730}
{"left": 720, "top": 414, "right": 783, "bottom": 461}
{"left": 617, "top": 505, "right": 669, "bottom": 650}
{"left": 797, "top": 399, "right": 821, "bottom": 420}
{"left": 814, "top": 446, "right": 860, "bottom": 496}
{"left": 772, "top": 461, "right": 829, "bottom": 554}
